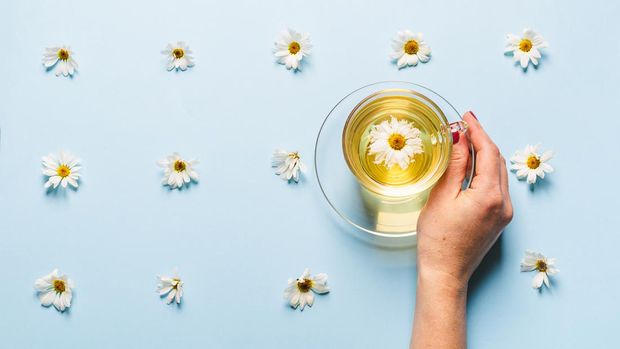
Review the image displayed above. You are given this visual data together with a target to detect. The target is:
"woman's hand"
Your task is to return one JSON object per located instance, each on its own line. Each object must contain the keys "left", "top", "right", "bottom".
{"left": 411, "top": 111, "right": 513, "bottom": 349}
{"left": 417, "top": 111, "right": 513, "bottom": 286}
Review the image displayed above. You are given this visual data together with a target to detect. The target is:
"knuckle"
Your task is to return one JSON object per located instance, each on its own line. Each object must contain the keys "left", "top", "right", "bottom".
{"left": 503, "top": 206, "right": 514, "bottom": 223}
{"left": 489, "top": 144, "right": 500, "bottom": 157}
{"left": 483, "top": 192, "right": 504, "bottom": 211}
{"left": 451, "top": 146, "right": 468, "bottom": 162}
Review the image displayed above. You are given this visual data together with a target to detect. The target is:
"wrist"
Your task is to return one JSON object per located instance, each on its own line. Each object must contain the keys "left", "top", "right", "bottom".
{"left": 412, "top": 266, "right": 468, "bottom": 349}
{"left": 417, "top": 267, "right": 469, "bottom": 299}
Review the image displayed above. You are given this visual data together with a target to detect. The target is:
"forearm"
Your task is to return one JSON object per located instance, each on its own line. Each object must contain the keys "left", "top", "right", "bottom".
{"left": 410, "top": 270, "right": 468, "bottom": 349}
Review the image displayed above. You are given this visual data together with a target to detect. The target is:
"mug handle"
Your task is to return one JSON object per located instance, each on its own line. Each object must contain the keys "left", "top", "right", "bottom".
{"left": 449, "top": 120, "right": 469, "bottom": 134}
{"left": 449, "top": 120, "right": 468, "bottom": 135}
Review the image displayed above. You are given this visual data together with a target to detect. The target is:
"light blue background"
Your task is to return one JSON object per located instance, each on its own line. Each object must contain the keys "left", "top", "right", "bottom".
{"left": 1, "top": 0, "right": 619, "bottom": 348}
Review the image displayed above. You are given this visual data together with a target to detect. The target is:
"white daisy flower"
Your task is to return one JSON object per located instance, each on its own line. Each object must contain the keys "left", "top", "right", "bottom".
{"left": 367, "top": 116, "right": 424, "bottom": 170}
{"left": 34, "top": 268, "right": 75, "bottom": 312}
{"left": 42, "top": 45, "right": 78, "bottom": 77}
{"left": 510, "top": 144, "right": 553, "bottom": 184}
{"left": 390, "top": 30, "right": 431, "bottom": 69}
{"left": 157, "top": 152, "right": 199, "bottom": 189}
{"left": 161, "top": 41, "right": 195, "bottom": 71}
{"left": 520, "top": 250, "right": 559, "bottom": 289}
{"left": 157, "top": 271, "right": 184, "bottom": 305}
{"left": 42, "top": 152, "right": 81, "bottom": 189}
{"left": 283, "top": 268, "right": 329, "bottom": 311}
{"left": 273, "top": 28, "right": 312, "bottom": 71}
{"left": 272, "top": 149, "right": 307, "bottom": 183}
{"left": 504, "top": 28, "right": 548, "bottom": 69}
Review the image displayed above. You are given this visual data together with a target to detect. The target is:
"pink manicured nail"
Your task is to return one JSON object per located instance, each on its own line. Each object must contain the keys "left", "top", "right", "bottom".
{"left": 452, "top": 131, "right": 460, "bottom": 144}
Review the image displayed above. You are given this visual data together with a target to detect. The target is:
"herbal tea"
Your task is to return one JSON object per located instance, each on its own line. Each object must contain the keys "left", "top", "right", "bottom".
{"left": 342, "top": 89, "right": 453, "bottom": 197}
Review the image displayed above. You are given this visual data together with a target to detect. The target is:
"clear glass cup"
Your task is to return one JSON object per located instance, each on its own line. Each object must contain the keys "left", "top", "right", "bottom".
{"left": 315, "top": 81, "right": 474, "bottom": 246}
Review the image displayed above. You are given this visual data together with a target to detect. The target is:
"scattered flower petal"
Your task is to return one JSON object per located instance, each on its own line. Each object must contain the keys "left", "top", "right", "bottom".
{"left": 157, "top": 270, "right": 184, "bottom": 305}
{"left": 42, "top": 152, "right": 81, "bottom": 190}
{"left": 520, "top": 250, "right": 559, "bottom": 289}
{"left": 34, "top": 268, "right": 75, "bottom": 312}
{"left": 272, "top": 149, "right": 307, "bottom": 183}
{"left": 510, "top": 144, "right": 554, "bottom": 184}
{"left": 162, "top": 41, "right": 195, "bottom": 71}
{"left": 367, "top": 116, "right": 424, "bottom": 170}
{"left": 42, "top": 46, "right": 78, "bottom": 77}
{"left": 504, "top": 28, "right": 548, "bottom": 69}
{"left": 283, "top": 268, "right": 329, "bottom": 311}
{"left": 390, "top": 30, "right": 431, "bottom": 69}
{"left": 157, "top": 152, "right": 199, "bottom": 189}
{"left": 273, "top": 28, "right": 312, "bottom": 71}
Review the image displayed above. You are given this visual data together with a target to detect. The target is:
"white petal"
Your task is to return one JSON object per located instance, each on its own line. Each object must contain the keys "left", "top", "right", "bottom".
{"left": 53, "top": 293, "right": 64, "bottom": 311}
{"left": 520, "top": 262, "right": 536, "bottom": 272}
{"left": 159, "top": 286, "right": 172, "bottom": 296}
{"left": 532, "top": 272, "right": 545, "bottom": 289}
{"left": 520, "top": 54, "right": 529, "bottom": 68}
{"left": 526, "top": 171, "right": 537, "bottom": 184}
{"left": 39, "top": 291, "right": 55, "bottom": 306}
{"left": 165, "top": 290, "right": 176, "bottom": 304}
{"left": 289, "top": 290, "right": 301, "bottom": 308}
{"left": 540, "top": 150, "right": 554, "bottom": 162}
{"left": 304, "top": 292, "right": 314, "bottom": 308}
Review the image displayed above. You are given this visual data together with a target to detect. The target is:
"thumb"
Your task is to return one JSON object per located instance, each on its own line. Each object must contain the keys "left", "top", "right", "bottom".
{"left": 429, "top": 126, "right": 471, "bottom": 199}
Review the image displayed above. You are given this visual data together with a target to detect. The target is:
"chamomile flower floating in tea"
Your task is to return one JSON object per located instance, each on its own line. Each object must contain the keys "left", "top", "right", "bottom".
{"left": 42, "top": 46, "right": 78, "bottom": 77}
{"left": 162, "top": 41, "right": 195, "bottom": 71}
{"left": 390, "top": 30, "right": 431, "bottom": 69}
{"left": 157, "top": 271, "right": 184, "bottom": 305}
{"left": 34, "top": 269, "right": 75, "bottom": 312}
{"left": 272, "top": 149, "right": 307, "bottom": 183}
{"left": 158, "top": 152, "right": 199, "bottom": 189}
{"left": 273, "top": 28, "right": 312, "bottom": 71}
{"left": 504, "top": 29, "right": 548, "bottom": 69}
{"left": 42, "top": 152, "right": 81, "bottom": 190}
{"left": 367, "top": 116, "right": 424, "bottom": 170}
{"left": 510, "top": 144, "right": 553, "bottom": 184}
{"left": 520, "top": 251, "right": 559, "bottom": 289}
{"left": 283, "top": 268, "right": 329, "bottom": 311}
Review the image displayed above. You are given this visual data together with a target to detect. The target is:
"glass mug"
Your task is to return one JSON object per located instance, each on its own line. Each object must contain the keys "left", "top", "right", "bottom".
{"left": 342, "top": 88, "right": 468, "bottom": 198}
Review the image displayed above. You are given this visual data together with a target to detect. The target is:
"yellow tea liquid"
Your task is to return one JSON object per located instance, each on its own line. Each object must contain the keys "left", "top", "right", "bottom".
{"left": 343, "top": 89, "right": 452, "bottom": 197}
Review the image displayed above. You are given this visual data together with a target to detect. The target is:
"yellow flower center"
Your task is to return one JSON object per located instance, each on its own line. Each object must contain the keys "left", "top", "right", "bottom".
{"left": 404, "top": 40, "right": 419, "bottom": 55}
{"left": 519, "top": 39, "right": 533, "bottom": 52}
{"left": 174, "top": 160, "right": 186, "bottom": 172}
{"left": 526, "top": 155, "right": 541, "bottom": 169}
{"left": 57, "top": 49, "right": 70, "bottom": 61}
{"left": 535, "top": 260, "right": 547, "bottom": 273}
{"left": 296, "top": 278, "right": 313, "bottom": 293}
{"left": 288, "top": 41, "right": 301, "bottom": 55}
{"left": 56, "top": 165, "right": 71, "bottom": 178}
{"left": 172, "top": 48, "right": 185, "bottom": 59}
{"left": 53, "top": 279, "right": 66, "bottom": 293}
{"left": 388, "top": 134, "right": 406, "bottom": 150}
{"left": 171, "top": 278, "right": 181, "bottom": 289}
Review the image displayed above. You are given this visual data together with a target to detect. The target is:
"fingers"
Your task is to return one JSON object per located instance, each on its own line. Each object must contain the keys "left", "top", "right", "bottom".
{"left": 463, "top": 111, "right": 501, "bottom": 189}
{"left": 431, "top": 129, "right": 471, "bottom": 199}
{"left": 499, "top": 155, "right": 514, "bottom": 223}
{"left": 499, "top": 155, "right": 509, "bottom": 199}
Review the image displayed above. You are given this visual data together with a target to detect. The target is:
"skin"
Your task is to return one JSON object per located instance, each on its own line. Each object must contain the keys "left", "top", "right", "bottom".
{"left": 410, "top": 111, "right": 513, "bottom": 349}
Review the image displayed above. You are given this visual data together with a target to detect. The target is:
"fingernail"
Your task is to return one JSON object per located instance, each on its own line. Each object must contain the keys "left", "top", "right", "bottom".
{"left": 468, "top": 111, "right": 478, "bottom": 120}
{"left": 452, "top": 131, "right": 460, "bottom": 144}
